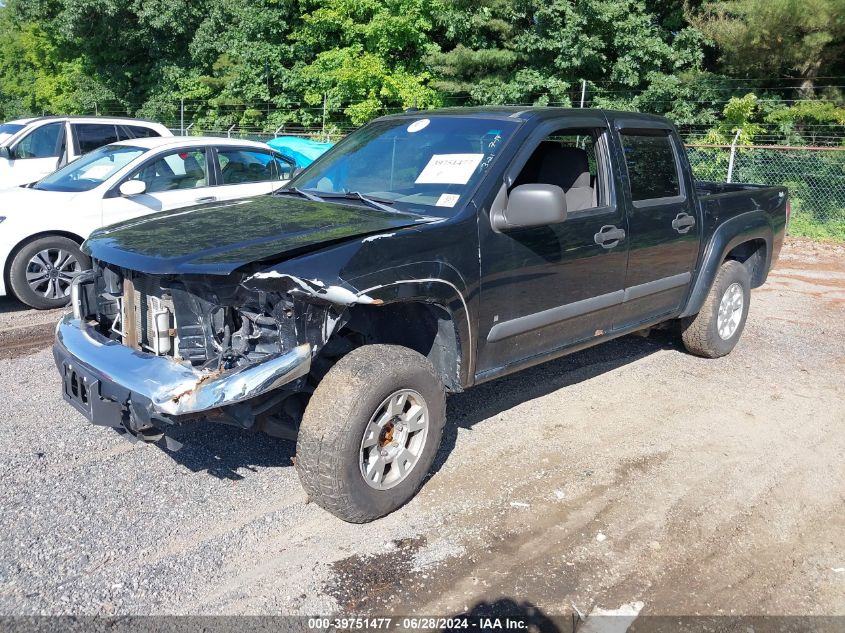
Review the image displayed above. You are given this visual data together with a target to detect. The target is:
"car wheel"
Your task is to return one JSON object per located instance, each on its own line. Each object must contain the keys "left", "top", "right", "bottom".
{"left": 295, "top": 344, "right": 446, "bottom": 523}
{"left": 681, "top": 259, "right": 751, "bottom": 358}
{"left": 9, "top": 236, "right": 90, "bottom": 309}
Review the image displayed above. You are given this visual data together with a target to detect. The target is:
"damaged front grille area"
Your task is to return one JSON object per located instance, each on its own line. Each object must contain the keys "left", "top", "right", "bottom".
{"left": 108, "top": 273, "right": 176, "bottom": 355}
{"left": 88, "top": 261, "right": 300, "bottom": 371}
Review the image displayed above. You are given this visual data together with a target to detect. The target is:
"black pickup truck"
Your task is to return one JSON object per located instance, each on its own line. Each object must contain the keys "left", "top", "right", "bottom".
{"left": 54, "top": 107, "right": 788, "bottom": 522}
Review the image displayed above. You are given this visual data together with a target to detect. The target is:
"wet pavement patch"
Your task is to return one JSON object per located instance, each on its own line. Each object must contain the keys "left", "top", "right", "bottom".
{"left": 0, "top": 322, "right": 57, "bottom": 360}
{"left": 326, "top": 537, "right": 425, "bottom": 610}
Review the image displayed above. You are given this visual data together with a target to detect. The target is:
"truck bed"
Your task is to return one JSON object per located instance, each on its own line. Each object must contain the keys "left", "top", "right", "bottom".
{"left": 695, "top": 180, "right": 781, "bottom": 197}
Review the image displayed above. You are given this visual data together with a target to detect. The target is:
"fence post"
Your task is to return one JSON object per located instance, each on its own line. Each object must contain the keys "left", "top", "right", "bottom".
{"left": 322, "top": 93, "right": 328, "bottom": 142}
{"left": 227, "top": 124, "right": 236, "bottom": 138}
{"left": 726, "top": 129, "right": 741, "bottom": 183}
{"left": 579, "top": 80, "right": 586, "bottom": 108}
{"left": 185, "top": 123, "right": 194, "bottom": 135}
{"left": 180, "top": 99, "right": 185, "bottom": 136}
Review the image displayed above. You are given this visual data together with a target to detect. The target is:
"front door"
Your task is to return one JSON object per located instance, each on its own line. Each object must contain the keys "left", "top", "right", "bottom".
{"left": 2, "top": 122, "right": 66, "bottom": 187}
{"left": 476, "top": 121, "right": 629, "bottom": 375}
{"left": 103, "top": 148, "right": 215, "bottom": 226}
{"left": 613, "top": 128, "right": 700, "bottom": 327}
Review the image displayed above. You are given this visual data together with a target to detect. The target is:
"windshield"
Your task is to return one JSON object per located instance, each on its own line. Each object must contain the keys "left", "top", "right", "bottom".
{"left": 0, "top": 123, "right": 26, "bottom": 144}
{"left": 34, "top": 145, "right": 145, "bottom": 192}
{"left": 0, "top": 123, "right": 25, "bottom": 136}
{"left": 289, "top": 116, "right": 519, "bottom": 215}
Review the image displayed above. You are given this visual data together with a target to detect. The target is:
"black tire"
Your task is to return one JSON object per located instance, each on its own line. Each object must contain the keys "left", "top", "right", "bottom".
{"left": 681, "top": 259, "right": 751, "bottom": 358}
{"left": 9, "top": 236, "right": 90, "bottom": 310}
{"left": 295, "top": 344, "right": 446, "bottom": 523}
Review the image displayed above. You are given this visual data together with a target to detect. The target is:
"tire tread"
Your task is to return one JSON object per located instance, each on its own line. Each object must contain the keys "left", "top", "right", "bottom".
{"left": 681, "top": 259, "right": 749, "bottom": 358}
{"left": 295, "top": 344, "right": 445, "bottom": 523}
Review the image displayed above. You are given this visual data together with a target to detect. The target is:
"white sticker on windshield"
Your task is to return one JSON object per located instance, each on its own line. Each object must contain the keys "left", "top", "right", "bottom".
{"left": 407, "top": 118, "right": 430, "bottom": 133}
{"left": 79, "top": 164, "right": 113, "bottom": 180}
{"left": 436, "top": 193, "right": 460, "bottom": 208}
{"left": 415, "top": 154, "right": 484, "bottom": 185}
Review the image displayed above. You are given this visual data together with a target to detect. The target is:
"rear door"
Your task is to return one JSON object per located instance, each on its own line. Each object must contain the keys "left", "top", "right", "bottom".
{"left": 612, "top": 123, "right": 700, "bottom": 326}
{"left": 476, "top": 116, "right": 629, "bottom": 374}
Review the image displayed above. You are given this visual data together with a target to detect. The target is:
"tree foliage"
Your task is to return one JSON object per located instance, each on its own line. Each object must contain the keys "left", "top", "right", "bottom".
{"left": 0, "top": 0, "right": 842, "bottom": 136}
{"left": 688, "top": 0, "right": 845, "bottom": 96}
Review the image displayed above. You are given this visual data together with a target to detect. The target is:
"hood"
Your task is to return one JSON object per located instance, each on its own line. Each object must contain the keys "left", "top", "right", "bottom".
{"left": 84, "top": 195, "right": 433, "bottom": 275}
{"left": 0, "top": 185, "right": 81, "bottom": 209}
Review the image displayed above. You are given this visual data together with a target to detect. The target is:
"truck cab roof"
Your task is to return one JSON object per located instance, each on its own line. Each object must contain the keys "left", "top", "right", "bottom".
{"left": 378, "top": 106, "right": 674, "bottom": 128}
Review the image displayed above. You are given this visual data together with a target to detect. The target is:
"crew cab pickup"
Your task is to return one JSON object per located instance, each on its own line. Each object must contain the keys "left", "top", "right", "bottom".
{"left": 53, "top": 108, "right": 788, "bottom": 522}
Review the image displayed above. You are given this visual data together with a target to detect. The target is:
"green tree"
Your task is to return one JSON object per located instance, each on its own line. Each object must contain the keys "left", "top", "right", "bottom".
{"left": 689, "top": 0, "right": 845, "bottom": 97}
{"left": 291, "top": 0, "right": 443, "bottom": 126}
{"left": 703, "top": 92, "right": 764, "bottom": 144}
{"left": 428, "top": 0, "right": 709, "bottom": 113}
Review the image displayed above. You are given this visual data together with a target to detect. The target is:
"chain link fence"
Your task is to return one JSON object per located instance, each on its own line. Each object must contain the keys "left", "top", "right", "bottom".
{"left": 686, "top": 145, "right": 845, "bottom": 239}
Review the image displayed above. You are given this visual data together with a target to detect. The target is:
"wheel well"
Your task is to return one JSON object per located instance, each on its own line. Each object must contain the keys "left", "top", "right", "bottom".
{"left": 725, "top": 239, "right": 767, "bottom": 288}
{"left": 3, "top": 231, "right": 86, "bottom": 294}
{"left": 316, "top": 301, "right": 463, "bottom": 392}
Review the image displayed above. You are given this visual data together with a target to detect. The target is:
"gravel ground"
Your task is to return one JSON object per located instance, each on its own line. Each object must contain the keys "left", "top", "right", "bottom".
{"left": 0, "top": 237, "right": 843, "bottom": 619}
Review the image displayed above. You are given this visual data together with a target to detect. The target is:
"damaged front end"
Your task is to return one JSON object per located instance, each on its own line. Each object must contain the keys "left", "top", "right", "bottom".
{"left": 54, "top": 260, "right": 369, "bottom": 440}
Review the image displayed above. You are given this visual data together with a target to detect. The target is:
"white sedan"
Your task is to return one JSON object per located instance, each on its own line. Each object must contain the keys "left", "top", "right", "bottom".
{"left": 0, "top": 136, "right": 295, "bottom": 308}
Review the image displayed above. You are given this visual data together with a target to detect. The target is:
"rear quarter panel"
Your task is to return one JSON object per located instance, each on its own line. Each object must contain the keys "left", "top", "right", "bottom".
{"left": 680, "top": 181, "right": 788, "bottom": 318}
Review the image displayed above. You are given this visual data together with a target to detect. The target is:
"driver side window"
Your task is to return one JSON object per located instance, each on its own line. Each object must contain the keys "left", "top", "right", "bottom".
{"left": 13, "top": 123, "right": 65, "bottom": 160}
{"left": 512, "top": 128, "right": 608, "bottom": 213}
{"left": 127, "top": 149, "right": 209, "bottom": 193}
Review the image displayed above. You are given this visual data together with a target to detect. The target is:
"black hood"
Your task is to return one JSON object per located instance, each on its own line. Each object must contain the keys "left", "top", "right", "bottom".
{"left": 84, "top": 195, "right": 431, "bottom": 275}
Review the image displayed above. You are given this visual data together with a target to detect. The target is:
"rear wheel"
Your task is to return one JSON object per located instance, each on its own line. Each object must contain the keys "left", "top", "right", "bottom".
{"left": 9, "top": 236, "right": 90, "bottom": 309}
{"left": 295, "top": 344, "right": 446, "bottom": 523}
{"left": 681, "top": 259, "right": 750, "bottom": 358}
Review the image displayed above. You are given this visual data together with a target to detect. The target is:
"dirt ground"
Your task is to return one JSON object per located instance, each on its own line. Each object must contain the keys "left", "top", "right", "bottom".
{"left": 0, "top": 237, "right": 843, "bottom": 622}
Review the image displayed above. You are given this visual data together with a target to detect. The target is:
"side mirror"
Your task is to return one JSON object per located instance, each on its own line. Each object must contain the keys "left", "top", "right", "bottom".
{"left": 0, "top": 146, "right": 11, "bottom": 160}
{"left": 119, "top": 180, "right": 146, "bottom": 197}
{"left": 491, "top": 183, "right": 567, "bottom": 231}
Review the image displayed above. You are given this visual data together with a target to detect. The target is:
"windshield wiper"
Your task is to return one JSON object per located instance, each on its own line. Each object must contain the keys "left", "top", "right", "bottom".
{"left": 276, "top": 187, "right": 323, "bottom": 202}
{"left": 318, "top": 191, "right": 400, "bottom": 214}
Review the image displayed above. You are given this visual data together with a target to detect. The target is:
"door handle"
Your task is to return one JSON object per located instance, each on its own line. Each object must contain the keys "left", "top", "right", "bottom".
{"left": 594, "top": 225, "right": 626, "bottom": 249}
{"left": 195, "top": 196, "right": 217, "bottom": 204}
{"left": 671, "top": 212, "right": 696, "bottom": 234}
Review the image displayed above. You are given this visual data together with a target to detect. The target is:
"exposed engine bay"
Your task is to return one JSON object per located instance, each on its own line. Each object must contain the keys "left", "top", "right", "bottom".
{"left": 67, "top": 260, "right": 373, "bottom": 442}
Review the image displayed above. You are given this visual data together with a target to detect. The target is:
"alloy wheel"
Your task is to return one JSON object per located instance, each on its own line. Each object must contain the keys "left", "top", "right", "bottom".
{"left": 359, "top": 389, "right": 430, "bottom": 490}
{"left": 26, "top": 248, "right": 82, "bottom": 300}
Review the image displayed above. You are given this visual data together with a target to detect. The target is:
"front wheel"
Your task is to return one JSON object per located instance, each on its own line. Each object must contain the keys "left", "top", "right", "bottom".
{"left": 9, "top": 236, "right": 90, "bottom": 309}
{"left": 681, "top": 259, "right": 751, "bottom": 358}
{"left": 295, "top": 344, "right": 446, "bottom": 523}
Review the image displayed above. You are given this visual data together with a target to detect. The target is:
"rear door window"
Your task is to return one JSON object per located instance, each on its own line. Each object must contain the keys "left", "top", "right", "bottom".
{"left": 73, "top": 124, "right": 120, "bottom": 154}
{"left": 620, "top": 132, "right": 681, "bottom": 202}
{"left": 13, "top": 122, "right": 65, "bottom": 159}
{"left": 215, "top": 148, "right": 290, "bottom": 184}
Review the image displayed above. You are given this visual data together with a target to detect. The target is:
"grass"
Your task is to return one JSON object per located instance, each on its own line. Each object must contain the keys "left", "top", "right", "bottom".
{"left": 788, "top": 213, "right": 845, "bottom": 242}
